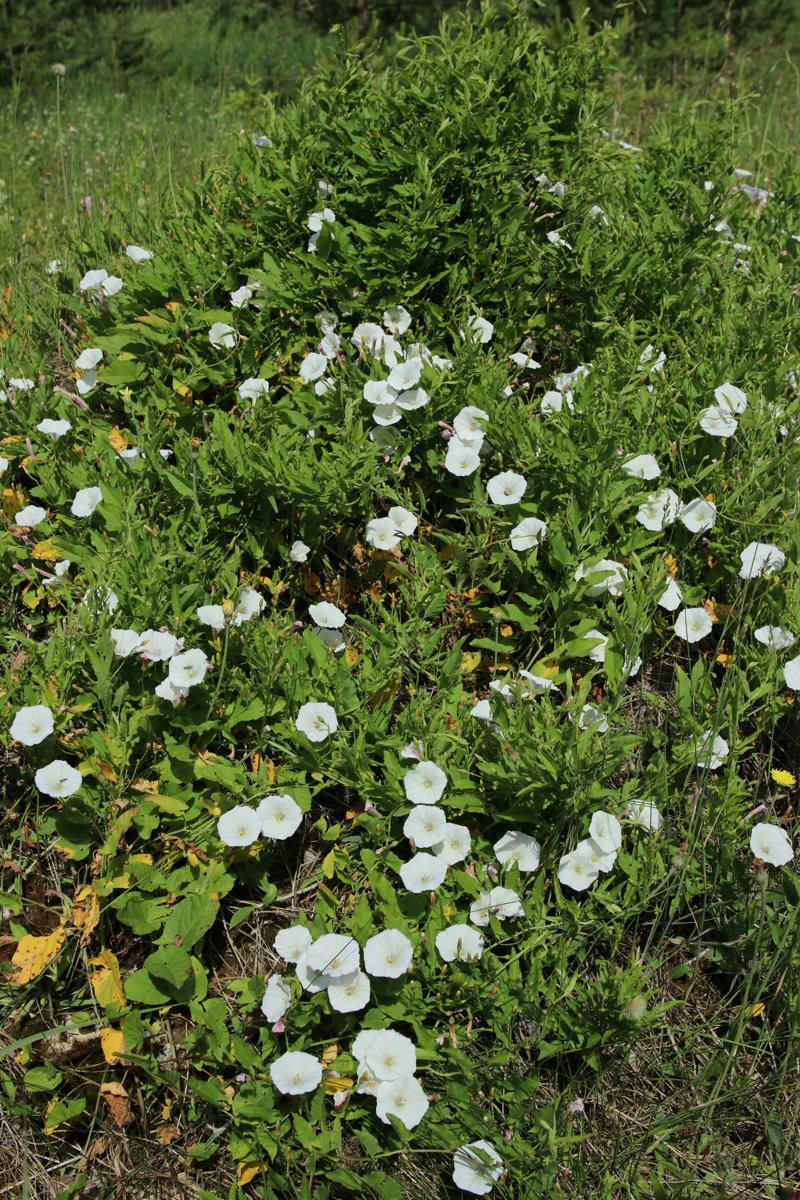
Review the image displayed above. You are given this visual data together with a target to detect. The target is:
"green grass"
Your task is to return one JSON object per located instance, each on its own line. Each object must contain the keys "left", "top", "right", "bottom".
{"left": 1, "top": 7, "right": 800, "bottom": 1200}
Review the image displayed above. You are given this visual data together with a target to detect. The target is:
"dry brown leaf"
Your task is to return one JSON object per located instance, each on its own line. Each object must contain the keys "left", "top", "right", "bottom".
{"left": 96, "top": 762, "right": 118, "bottom": 783}
{"left": 130, "top": 777, "right": 156, "bottom": 793}
{"left": 99, "top": 1081, "right": 134, "bottom": 1128}
{"left": 156, "top": 1123, "right": 182, "bottom": 1145}
{"left": 71, "top": 885, "right": 100, "bottom": 943}
{"left": 9, "top": 920, "right": 67, "bottom": 985}
{"left": 89, "top": 949, "right": 127, "bottom": 1009}
{"left": 302, "top": 570, "right": 321, "bottom": 596}
{"left": 100, "top": 1026, "right": 125, "bottom": 1065}
{"left": 702, "top": 599, "right": 720, "bottom": 624}
{"left": 321, "top": 1043, "right": 339, "bottom": 1066}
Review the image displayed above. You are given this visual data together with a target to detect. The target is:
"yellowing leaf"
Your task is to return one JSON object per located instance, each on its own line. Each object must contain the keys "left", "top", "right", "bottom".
{"left": 171, "top": 378, "right": 193, "bottom": 398}
{"left": 460, "top": 650, "right": 482, "bottom": 672}
{"left": 71, "top": 885, "right": 99, "bottom": 943}
{"left": 321, "top": 1043, "right": 339, "bottom": 1066}
{"left": 322, "top": 849, "right": 336, "bottom": 880}
{"left": 702, "top": 599, "right": 719, "bottom": 624}
{"left": 136, "top": 314, "right": 170, "bottom": 329}
{"left": 89, "top": 949, "right": 127, "bottom": 1009}
{"left": 9, "top": 921, "right": 67, "bottom": 985}
{"left": 236, "top": 1162, "right": 261, "bottom": 1187}
{"left": 2, "top": 486, "right": 25, "bottom": 517}
{"left": 499, "top": 624, "right": 514, "bottom": 638}
{"left": 130, "top": 777, "right": 156, "bottom": 793}
{"left": 303, "top": 570, "right": 321, "bottom": 596}
{"left": 100, "top": 1026, "right": 125, "bottom": 1065}
{"left": 325, "top": 1075, "right": 353, "bottom": 1094}
{"left": 164, "top": 301, "right": 180, "bottom": 314}
{"left": 108, "top": 426, "right": 128, "bottom": 453}
{"left": 344, "top": 646, "right": 359, "bottom": 667}
{"left": 96, "top": 761, "right": 118, "bottom": 783}
{"left": 22, "top": 587, "right": 44, "bottom": 610}
{"left": 31, "top": 538, "right": 60, "bottom": 563}
{"left": 664, "top": 553, "right": 679, "bottom": 578}
{"left": 716, "top": 652, "right": 735, "bottom": 668}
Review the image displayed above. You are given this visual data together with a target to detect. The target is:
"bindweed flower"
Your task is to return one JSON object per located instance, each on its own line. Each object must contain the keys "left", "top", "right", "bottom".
{"left": 388, "top": 359, "right": 422, "bottom": 392}
{"left": 510, "top": 517, "right": 547, "bottom": 550}
{"left": 82, "top": 587, "right": 118, "bottom": 615}
{"left": 388, "top": 506, "right": 417, "bottom": 536}
{"left": 493, "top": 830, "right": 541, "bottom": 872}
{"left": 217, "top": 805, "right": 261, "bottom": 846}
{"left": 110, "top": 628, "right": 144, "bottom": 657}
{"left": 694, "top": 730, "right": 729, "bottom": 770}
{"left": 453, "top": 406, "right": 489, "bottom": 444}
{"left": 168, "top": 649, "right": 208, "bottom": 688}
{"left": 679, "top": 498, "right": 716, "bottom": 533}
{"left": 578, "top": 836, "right": 617, "bottom": 874}
{"left": 621, "top": 453, "right": 660, "bottom": 480}
{"left": 469, "top": 886, "right": 523, "bottom": 926}
{"left": 233, "top": 588, "right": 264, "bottom": 626}
{"left": 657, "top": 577, "right": 682, "bottom": 611}
{"left": 270, "top": 1050, "right": 322, "bottom": 1096}
{"left": 308, "top": 601, "right": 345, "bottom": 629}
{"left": 435, "top": 924, "right": 484, "bottom": 963}
{"left": 383, "top": 305, "right": 412, "bottom": 335}
{"left": 749, "top": 822, "right": 793, "bottom": 866}
{"left": 674, "top": 607, "right": 713, "bottom": 643}
{"left": 34, "top": 759, "right": 82, "bottom": 798}
{"left": 404, "top": 761, "right": 446, "bottom": 805}
{"left": 15, "top": 505, "right": 47, "bottom": 527}
{"left": 486, "top": 471, "right": 526, "bottom": 505}
{"left": 208, "top": 322, "right": 238, "bottom": 350}
{"left": 640, "top": 345, "right": 667, "bottom": 373}
{"left": 307, "top": 933, "right": 360, "bottom": 979}
{"left": 230, "top": 285, "right": 252, "bottom": 309}
{"left": 261, "top": 974, "right": 292, "bottom": 1022}
{"left": 363, "top": 929, "right": 414, "bottom": 978}
{"left": 541, "top": 388, "right": 573, "bottom": 414}
{"left": 75, "top": 369, "right": 97, "bottom": 396}
{"left": 257, "top": 793, "right": 303, "bottom": 840}
{"left": 699, "top": 405, "right": 737, "bottom": 436}
{"left": 557, "top": 844, "right": 600, "bottom": 892}
{"left": 238, "top": 377, "right": 270, "bottom": 403}
{"left": 510, "top": 338, "right": 541, "bottom": 370}
{"left": 574, "top": 558, "right": 627, "bottom": 598}
{"left": 375, "top": 1076, "right": 429, "bottom": 1129}
{"left": 299, "top": 352, "right": 328, "bottom": 383}
{"left": 403, "top": 805, "right": 447, "bottom": 848}
{"left": 462, "top": 315, "right": 494, "bottom": 344}
{"left": 784, "top": 655, "right": 800, "bottom": 690}
{"left": 328, "top": 969, "right": 371, "bottom": 1013}
{"left": 126, "top": 245, "right": 153, "bottom": 264}
{"left": 627, "top": 798, "right": 662, "bottom": 831}
{"left": 395, "top": 386, "right": 429, "bottom": 410}
{"left": 715, "top": 382, "right": 747, "bottom": 413}
{"left": 274, "top": 925, "right": 313, "bottom": 963}
{"left": 75, "top": 348, "right": 102, "bottom": 371}
{"left": 585, "top": 629, "right": 608, "bottom": 664}
{"left": 755, "top": 626, "right": 795, "bottom": 652}
{"left": 547, "top": 230, "right": 572, "bottom": 249}
{"left": 10, "top": 704, "right": 53, "bottom": 745}
{"left": 295, "top": 701, "right": 338, "bottom": 742}
{"left": 364, "top": 1030, "right": 416, "bottom": 1080}
{"left": 445, "top": 437, "right": 481, "bottom": 477}
{"left": 434, "top": 822, "right": 472, "bottom": 865}
{"left": 574, "top": 703, "right": 608, "bottom": 732}
{"left": 636, "top": 489, "right": 680, "bottom": 531}
{"left": 307, "top": 207, "right": 335, "bottom": 233}
{"left": 399, "top": 852, "right": 448, "bottom": 893}
{"left": 290, "top": 540, "right": 310, "bottom": 563}
{"left": 71, "top": 487, "right": 102, "bottom": 517}
{"left": 452, "top": 1141, "right": 504, "bottom": 1195}
{"left": 739, "top": 542, "right": 785, "bottom": 579}
{"left": 138, "top": 629, "right": 179, "bottom": 661}
{"left": 589, "top": 811, "right": 622, "bottom": 854}
{"left": 365, "top": 517, "right": 402, "bottom": 550}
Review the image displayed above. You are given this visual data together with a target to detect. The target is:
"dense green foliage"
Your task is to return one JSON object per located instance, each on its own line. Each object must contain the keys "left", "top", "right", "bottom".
{"left": 1, "top": 6, "right": 800, "bottom": 1200}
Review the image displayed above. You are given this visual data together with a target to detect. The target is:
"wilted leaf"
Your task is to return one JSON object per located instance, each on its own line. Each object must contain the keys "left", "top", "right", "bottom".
{"left": 9, "top": 920, "right": 67, "bottom": 985}
{"left": 344, "top": 646, "right": 359, "bottom": 667}
{"left": 99, "top": 1081, "right": 134, "bottom": 1128}
{"left": 31, "top": 539, "right": 60, "bottom": 562}
{"left": 321, "top": 1043, "right": 339, "bottom": 1066}
{"left": 89, "top": 949, "right": 127, "bottom": 1009}
{"left": 460, "top": 650, "right": 482, "bottom": 672}
{"left": 100, "top": 1026, "right": 125, "bottom": 1065}
{"left": 156, "top": 1123, "right": 182, "bottom": 1145}
{"left": 130, "top": 777, "right": 156, "bottom": 793}
{"left": 236, "top": 1161, "right": 261, "bottom": 1187}
{"left": 71, "top": 885, "right": 100, "bottom": 943}
{"left": 108, "top": 426, "right": 128, "bottom": 452}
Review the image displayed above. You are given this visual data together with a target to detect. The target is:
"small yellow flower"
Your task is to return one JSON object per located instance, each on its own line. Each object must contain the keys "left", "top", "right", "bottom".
{"left": 771, "top": 768, "right": 796, "bottom": 787}
{"left": 222, "top": 598, "right": 235, "bottom": 618}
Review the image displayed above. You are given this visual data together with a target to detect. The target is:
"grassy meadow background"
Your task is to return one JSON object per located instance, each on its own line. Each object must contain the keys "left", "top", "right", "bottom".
{"left": 2, "top": 2, "right": 800, "bottom": 1198}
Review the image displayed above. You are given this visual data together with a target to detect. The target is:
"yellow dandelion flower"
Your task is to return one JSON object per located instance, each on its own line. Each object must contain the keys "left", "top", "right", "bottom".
{"left": 771, "top": 768, "right": 796, "bottom": 787}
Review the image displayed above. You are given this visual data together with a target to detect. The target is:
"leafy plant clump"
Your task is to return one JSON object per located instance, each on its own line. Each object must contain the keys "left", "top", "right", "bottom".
{"left": 2, "top": 7, "right": 800, "bottom": 1198}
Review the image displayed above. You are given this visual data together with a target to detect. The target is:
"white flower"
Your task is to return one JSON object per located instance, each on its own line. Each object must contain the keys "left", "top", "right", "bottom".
{"left": 657, "top": 578, "right": 682, "bottom": 610}
{"left": 274, "top": 925, "right": 313, "bottom": 963}
{"left": 290, "top": 540, "right": 310, "bottom": 563}
{"left": 261, "top": 974, "right": 292, "bottom": 1022}
{"left": 71, "top": 486, "right": 103, "bottom": 517}
{"left": 101, "top": 276, "right": 123, "bottom": 297}
{"left": 217, "top": 805, "right": 262, "bottom": 846}
{"left": 363, "top": 929, "right": 414, "bottom": 978}
{"left": 621, "top": 453, "right": 660, "bottom": 480}
{"left": 319, "top": 330, "right": 341, "bottom": 358}
{"left": 434, "top": 822, "right": 472, "bottom": 865}
{"left": 784, "top": 655, "right": 800, "bottom": 689}
{"left": 314, "top": 627, "right": 345, "bottom": 653}
{"left": 208, "top": 322, "right": 238, "bottom": 349}
{"left": 574, "top": 558, "right": 627, "bottom": 598}
{"left": 547, "top": 230, "right": 572, "bottom": 249}
{"left": 574, "top": 703, "right": 608, "bottom": 732}
{"left": 270, "top": 1051, "right": 322, "bottom": 1096}
{"left": 453, "top": 406, "right": 489, "bottom": 444}
{"left": 126, "top": 245, "right": 153, "bottom": 264}
{"left": 585, "top": 629, "right": 608, "bottom": 664}
{"left": 510, "top": 338, "right": 541, "bottom": 370}
{"left": 117, "top": 447, "right": 140, "bottom": 466}
{"left": 463, "top": 315, "right": 494, "bottom": 344}
{"left": 519, "top": 671, "right": 558, "bottom": 697}
{"left": 715, "top": 382, "right": 747, "bottom": 413}
{"left": 486, "top": 471, "right": 526, "bottom": 505}
{"left": 557, "top": 844, "right": 600, "bottom": 892}
{"left": 404, "top": 761, "right": 447, "bottom": 805}
{"left": 403, "top": 805, "right": 447, "bottom": 848}
{"left": 238, "top": 378, "right": 269, "bottom": 403}
{"left": 327, "top": 969, "right": 371, "bottom": 1012}
{"left": 364, "top": 1030, "right": 416, "bottom": 1080}
{"left": 387, "top": 359, "right": 422, "bottom": 391}
{"left": 399, "top": 852, "right": 448, "bottom": 893}
{"left": 589, "top": 811, "right": 622, "bottom": 854}
{"left": 383, "top": 305, "right": 412, "bottom": 335}
{"left": 540, "top": 389, "right": 570, "bottom": 414}
{"left": 372, "top": 402, "right": 403, "bottom": 426}
{"left": 352, "top": 322, "right": 388, "bottom": 355}
{"left": 636, "top": 489, "right": 680, "bottom": 531}
{"left": 110, "top": 629, "right": 144, "bottom": 657}
{"left": 627, "top": 798, "right": 662, "bottom": 831}
{"left": 155, "top": 678, "right": 184, "bottom": 703}
{"left": 679, "top": 498, "right": 716, "bottom": 533}
{"left": 365, "top": 517, "right": 402, "bottom": 550}
{"left": 510, "top": 517, "right": 546, "bottom": 551}
{"left": 375, "top": 1076, "right": 429, "bottom": 1130}
{"left": 10, "top": 705, "right": 54, "bottom": 745}
{"left": 674, "top": 607, "right": 713, "bottom": 643}
{"left": 699, "top": 405, "right": 737, "bottom": 436}
{"left": 230, "top": 285, "right": 252, "bottom": 309}
{"left": 257, "top": 793, "right": 303, "bottom": 840}
{"left": 169, "top": 649, "right": 208, "bottom": 688}
{"left": 395, "top": 387, "right": 429, "bottom": 411}
{"left": 75, "top": 369, "right": 98, "bottom": 396}
{"left": 138, "top": 629, "right": 179, "bottom": 661}
{"left": 37, "top": 418, "right": 72, "bottom": 441}
{"left": 639, "top": 345, "right": 666, "bottom": 373}
{"left": 435, "top": 924, "right": 484, "bottom": 962}
{"left": 755, "top": 626, "right": 795, "bottom": 652}
{"left": 45, "top": 258, "right": 61, "bottom": 274}
{"left": 307, "top": 207, "right": 335, "bottom": 232}
{"left": 588, "top": 204, "right": 608, "bottom": 222}
{"left": 296, "top": 701, "right": 338, "bottom": 742}
{"left": 470, "top": 698, "right": 496, "bottom": 724}
{"left": 82, "top": 587, "right": 118, "bottom": 615}
{"left": 445, "top": 437, "right": 481, "bottom": 477}
{"left": 75, "top": 348, "right": 103, "bottom": 371}
{"left": 299, "top": 352, "right": 328, "bottom": 383}
{"left": 739, "top": 542, "right": 785, "bottom": 580}
{"left": 388, "top": 506, "right": 417, "bottom": 536}
{"left": 749, "top": 822, "right": 793, "bottom": 866}
{"left": 308, "top": 601, "right": 345, "bottom": 629}
{"left": 578, "top": 836, "right": 617, "bottom": 874}
{"left": 15, "top": 505, "right": 47, "bottom": 527}
{"left": 694, "top": 730, "right": 729, "bottom": 770}
{"left": 295, "top": 951, "right": 327, "bottom": 993}
{"left": 493, "top": 830, "right": 541, "bottom": 872}
{"left": 80, "top": 268, "right": 108, "bottom": 292}
{"left": 452, "top": 1141, "right": 504, "bottom": 1196}
{"left": 306, "top": 933, "right": 360, "bottom": 979}
{"left": 469, "top": 886, "right": 523, "bottom": 926}
{"left": 233, "top": 588, "right": 264, "bottom": 626}
{"left": 34, "top": 760, "right": 82, "bottom": 798}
